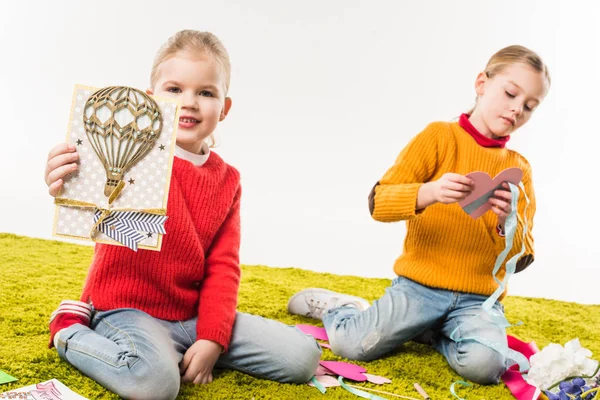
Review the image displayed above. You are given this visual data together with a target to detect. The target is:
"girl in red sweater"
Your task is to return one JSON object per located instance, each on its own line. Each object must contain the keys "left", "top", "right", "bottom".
{"left": 44, "top": 30, "right": 321, "bottom": 400}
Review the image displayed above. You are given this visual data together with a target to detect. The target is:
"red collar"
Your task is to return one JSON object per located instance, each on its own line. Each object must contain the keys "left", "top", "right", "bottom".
{"left": 459, "top": 113, "right": 509, "bottom": 148}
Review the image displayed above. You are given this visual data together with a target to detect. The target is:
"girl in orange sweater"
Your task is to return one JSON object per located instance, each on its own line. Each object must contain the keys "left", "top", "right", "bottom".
{"left": 288, "top": 45, "right": 550, "bottom": 384}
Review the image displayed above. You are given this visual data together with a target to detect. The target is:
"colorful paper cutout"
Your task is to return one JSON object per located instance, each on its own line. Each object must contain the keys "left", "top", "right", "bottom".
{"left": 364, "top": 374, "right": 392, "bottom": 385}
{"left": 319, "top": 361, "right": 368, "bottom": 382}
{"left": 308, "top": 375, "right": 340, "bottom": 388}
{"left": 459, "top": 167, "right": 523, "bottom": 219}
{"left": 0, "top": 371, "right": 17, "bottom": 385}
{"left": 296, "top": 324, "right": 329, "bottom": 341}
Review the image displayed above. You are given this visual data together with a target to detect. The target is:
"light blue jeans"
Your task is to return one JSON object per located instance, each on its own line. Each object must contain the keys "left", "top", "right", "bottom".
{"left": 322, "top": 276, "right": 508, "bottom": 385}
{"left": 55, "top": 309, "right": 322, "bottom": 400}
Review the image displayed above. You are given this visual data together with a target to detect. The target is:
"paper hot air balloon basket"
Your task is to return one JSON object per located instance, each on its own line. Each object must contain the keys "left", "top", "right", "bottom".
{"left": 52, "top": 85, "right": 180, "bottom": 251}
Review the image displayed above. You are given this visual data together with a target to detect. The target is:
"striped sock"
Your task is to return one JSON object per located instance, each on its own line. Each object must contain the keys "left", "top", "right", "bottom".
{"left": 48, "top": 300, "right": 92, "bottom": 349}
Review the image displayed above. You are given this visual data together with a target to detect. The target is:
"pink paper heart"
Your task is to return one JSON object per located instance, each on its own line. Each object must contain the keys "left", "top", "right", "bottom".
{"left": 308, "top": 375, "right": 341, "bottom": 388}
{"left": 296, "top": 324, "right": 329, "bottom": 341}
{"left": 319, "top": 361, "right": 367, "bottom": 382}
{"left": 363, "top": 373, "right": 392, "bottom": 384}
{"left": 459, "top": 167, "right": 523, "bottom": 219}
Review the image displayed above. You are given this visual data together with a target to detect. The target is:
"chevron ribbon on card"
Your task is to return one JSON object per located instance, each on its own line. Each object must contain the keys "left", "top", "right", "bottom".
{"left": 94, "top": 209, "right": 167, "bottom": 251}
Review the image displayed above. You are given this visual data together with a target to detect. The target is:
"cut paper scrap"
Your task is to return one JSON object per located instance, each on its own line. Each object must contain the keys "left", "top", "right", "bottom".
{"left": 319, "top": 361, "right": 368, "bottom": 382}
{"left": 296, "top": 324, "right": 332, "bottom": 348}
{"left": 315, "top": 365, "right": 336, "bottom": 376}
{"left": 501, "top": 335, "right": 542, "bottom": 400}
{"left": 297, "top": 324, "right": 329, "bottom": 341}
{"left": 308, "top": 375, "right": 341, "bottom": 388}
{"left": 0, "top": 370, "right": 17, "bottom": 385}
{"left": 459, "top": 167, "right": 523, "bottom": 219}
{"left": 0, "top": 378, "right": 88, "bottom": 399}
{"left": 315, "top": 365, "right": 391, "bottom": 385}
{"left": 364, "top": 374, "right": 392, "bottom": 385}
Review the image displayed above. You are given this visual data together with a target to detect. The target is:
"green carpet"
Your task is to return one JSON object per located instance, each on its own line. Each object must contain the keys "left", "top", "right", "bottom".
{"left": 1, "top": 233, "right": 598, "bottom": 399}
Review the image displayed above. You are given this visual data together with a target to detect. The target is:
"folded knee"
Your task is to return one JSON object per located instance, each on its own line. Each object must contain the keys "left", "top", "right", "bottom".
{"left": 113, "top": 368, "right": 180, "bottom": 400}
{"left": 332, "top": 342, "right": 366, "bottom": 361}
{"left": 454, "top": 347, "right": 507, "bottom": 385}
{"left": 330, "top": 330, "right": 383, "bottom": 362}
{"left": 279, "top": 340, "right": 322, "bottom": 383}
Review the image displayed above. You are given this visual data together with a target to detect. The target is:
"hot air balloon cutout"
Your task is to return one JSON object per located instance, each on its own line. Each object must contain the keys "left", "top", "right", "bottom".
{"left": 52, "top": 84, "right": 180, "bottom": 251}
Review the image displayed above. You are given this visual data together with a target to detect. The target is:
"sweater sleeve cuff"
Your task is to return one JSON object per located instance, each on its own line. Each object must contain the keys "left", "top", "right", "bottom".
{"left": 196, "top": 327, "right": 232, "bottom": 353}
{"left": 371, "top": 183, "right": 423, "bottom": 222}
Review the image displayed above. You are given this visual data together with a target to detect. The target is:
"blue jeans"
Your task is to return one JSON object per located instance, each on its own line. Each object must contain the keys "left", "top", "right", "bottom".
{"left": 55, "top": 309, "right": 322, "bottom": 400}
{"left": 322, "top": 276, "right": 508, "bottom": 384}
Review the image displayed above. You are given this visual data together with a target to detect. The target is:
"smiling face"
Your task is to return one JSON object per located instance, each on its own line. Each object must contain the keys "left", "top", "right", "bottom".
{"left": 147, "top": 51, "right": 232, "bottom": 154}
{"left": 469, "top": 62, "right": 549, "bottom": 139}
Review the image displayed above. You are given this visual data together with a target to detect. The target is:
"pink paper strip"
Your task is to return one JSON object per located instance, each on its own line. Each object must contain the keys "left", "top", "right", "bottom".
{"left": 501, "top": 335, "right": 541, "bottom": 400}
{"left": 319, "top": 361, "right": 367, "bottom": 382}
{"left": 296, "top": 324, "right": 329, "bottom": 341}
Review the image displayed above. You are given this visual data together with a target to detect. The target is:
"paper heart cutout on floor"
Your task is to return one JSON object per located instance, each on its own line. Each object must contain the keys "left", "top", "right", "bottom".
{"left": 458, "top": 167, "right": 523, "bottom": 219}
{"left": 319, "top": 361, "right": 367, "bottom": 382}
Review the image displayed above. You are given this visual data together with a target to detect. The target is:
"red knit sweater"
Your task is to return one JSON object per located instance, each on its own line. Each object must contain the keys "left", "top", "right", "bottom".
{"left": 80, "top": 152, "right": 242, "bottom": 351}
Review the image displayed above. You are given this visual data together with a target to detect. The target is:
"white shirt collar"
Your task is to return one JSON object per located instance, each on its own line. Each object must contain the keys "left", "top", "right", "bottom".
{"left": 174, "top": 142, "right": 210, "bottom": 166}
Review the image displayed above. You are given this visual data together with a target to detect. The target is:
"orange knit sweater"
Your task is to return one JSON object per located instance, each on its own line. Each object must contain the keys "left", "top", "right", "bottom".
{"left": 371, "top": 121, "right": 535, "bottom": 298}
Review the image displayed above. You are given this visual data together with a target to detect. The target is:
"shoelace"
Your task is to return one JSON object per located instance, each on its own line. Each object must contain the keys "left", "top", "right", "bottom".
{"left": 306, "top": 298, "right": 329, "bottom": 318}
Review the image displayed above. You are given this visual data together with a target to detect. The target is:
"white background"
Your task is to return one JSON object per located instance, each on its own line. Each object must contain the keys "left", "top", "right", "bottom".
{"left": 1, "top": 1, "right": 598, "bottom": 304}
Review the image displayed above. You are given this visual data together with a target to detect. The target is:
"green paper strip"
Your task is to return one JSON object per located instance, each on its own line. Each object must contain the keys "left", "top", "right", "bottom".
{"left": 0, "top": 370, "right": 17, "bottom": 385}
{"left": 450, "top": 380, "right": 472, "bottom": 400}
{"left": 310, "top": 376, "right": 327, "bottom": 394}
{"left": 338, "top": 376, "right": 387, "bottom": 400}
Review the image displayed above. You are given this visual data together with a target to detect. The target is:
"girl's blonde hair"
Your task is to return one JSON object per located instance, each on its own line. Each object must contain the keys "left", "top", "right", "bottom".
{"left": 467, "top": 45, "right": 551, "bottom": 114}
{"left": 151, "top": 30, "right": 231, "bottom": 92}
{"left": 151, "top": 30, "right": 231, "bottom": 148}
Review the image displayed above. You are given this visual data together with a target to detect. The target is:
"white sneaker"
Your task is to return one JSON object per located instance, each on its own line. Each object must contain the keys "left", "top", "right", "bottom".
{"left": 287, "top": 288, "right": 370, "bottom": 320}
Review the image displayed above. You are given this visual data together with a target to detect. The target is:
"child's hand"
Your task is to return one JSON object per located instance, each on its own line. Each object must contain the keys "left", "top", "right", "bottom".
{"left": 45, "top": 143, "right": 79, "bottom": 197}
{"left": 417, "top": 173, "right": 473, "bottom": 209}
{"left": 489, "top": 182, "right": 512, "bottom": 228}
{"left": 180, "top": 339, "right": 223, "bottom": 385}
{"left": 430, "top": 173, "right": 474, "bottom": 204}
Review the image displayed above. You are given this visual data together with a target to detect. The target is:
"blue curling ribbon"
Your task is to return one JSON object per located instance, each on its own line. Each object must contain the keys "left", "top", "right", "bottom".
{"left": 310, "top": 376, "right": 327, "bottom": 394}
{"left": 450, "top": 381, "right": 472, "bottom": 400}
{"left": 449, "top": 182, "right": 531, "bottom": 398}
{"left": 337, "top": 377, "right": 388, "bottom": 400}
